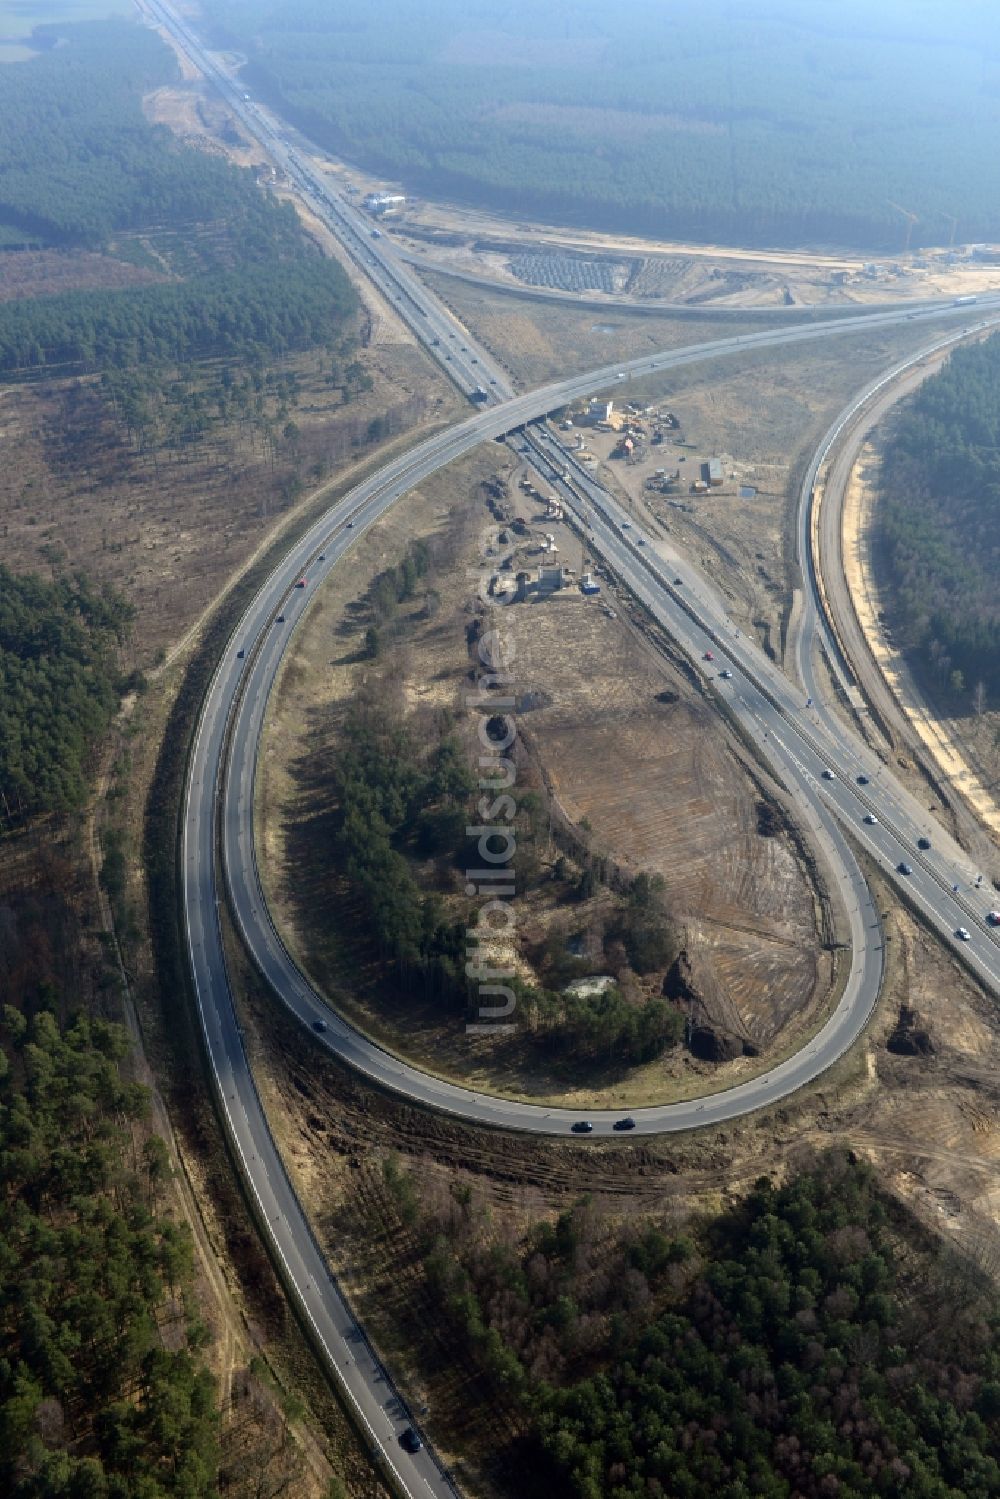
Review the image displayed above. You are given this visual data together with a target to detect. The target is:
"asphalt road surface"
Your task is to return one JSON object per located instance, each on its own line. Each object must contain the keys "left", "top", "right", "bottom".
{"left": 393, "top": 243, "right": 997, "bottom": 322}
{"left": 197, "top": 317, "right": 1000, "bottom": 1493}
{"left": 795, "top": 333, "right": 1000, "bottom": 871}
{"left": 209, "top": 314, "right": 1000, "bottom": 1144}
{"left": 147, "top": 3, "right": 1000, "bottom": 1493}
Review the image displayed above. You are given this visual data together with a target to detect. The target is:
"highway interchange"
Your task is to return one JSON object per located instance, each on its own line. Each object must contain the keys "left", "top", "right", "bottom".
{"left": 145, "top": 1, "right": 1000, "bottom": 1492}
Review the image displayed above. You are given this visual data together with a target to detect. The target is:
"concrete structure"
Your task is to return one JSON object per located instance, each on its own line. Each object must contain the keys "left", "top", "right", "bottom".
{"left": 363, "top": 192, "right": 406, "bottom": 215}
{"left": 585, "top": 398, "right": 614, "bottom": 424}
{"left": 513, "top": 565, "right": 570, "bottom": 600}
{"left": 706, "top": 457, "right": 724, "bottom": 487}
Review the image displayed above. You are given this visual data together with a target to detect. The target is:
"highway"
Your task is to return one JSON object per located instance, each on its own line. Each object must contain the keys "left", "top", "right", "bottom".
{"left": 144, "top": 1, "right": 1000, "bottom": 1492}
{"left": 795, "top": 336, "right": 1000, "bottom": 868}
{"left": 209, "top": 309, "right": 1000, "bottom": 1146}
{"left": 141, "top": 0, "right": 513, "bottom": 408}
{"left": 141, "top": 0, "right": 997, "bottom": 371}
{"left": 179, "top": 321, "right": 967, "bottom": 1499}
{"left": 394, "top": 242, "right": 997, "bottom": 323}
{"left": 524, "top": 423, "right": 1000, "bottom": 976}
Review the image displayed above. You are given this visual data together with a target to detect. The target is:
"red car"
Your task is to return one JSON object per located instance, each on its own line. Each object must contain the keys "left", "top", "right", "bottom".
{"left": 704, "top": 651, "right": 714, "bottom": 661}
{"left": 295, "top": 577, "right": 307, "bottom": 588}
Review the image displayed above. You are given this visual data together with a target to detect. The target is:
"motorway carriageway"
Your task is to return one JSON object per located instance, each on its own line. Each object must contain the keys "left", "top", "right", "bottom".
{"left": 146, "top": 5, "right": 1000, "bottom": 1494}
{"left": 210, "top": 308, "right": 1000, "bottom": 1156}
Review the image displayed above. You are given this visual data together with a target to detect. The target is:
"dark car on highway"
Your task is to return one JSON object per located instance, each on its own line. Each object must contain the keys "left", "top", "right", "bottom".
{"left": 897, "top": 862, "right": 913, "bottom": 876}
{"left": 572, "top": 1120, "right": 594, "bottom": 1134}
{"left": 400, "top": 1428, "right": 422, "bottom": 1453}
{"left": 917, "top": 836, "right": 932, "bottom": 850}
{"left": 613, "top": 1117, "right": 636, "bottom": 1131}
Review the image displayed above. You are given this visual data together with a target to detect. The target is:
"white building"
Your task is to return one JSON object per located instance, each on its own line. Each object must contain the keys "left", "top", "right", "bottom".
{"left": 363, "top": 192, "right": 406, "bottom": 216}
{"left": 585, "top": 398, "right": 614, "bottom": 424}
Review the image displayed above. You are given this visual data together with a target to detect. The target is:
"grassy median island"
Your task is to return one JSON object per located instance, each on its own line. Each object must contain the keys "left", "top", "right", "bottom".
{"left": 256, "top": 443, "right": 832, "bottom": 1107}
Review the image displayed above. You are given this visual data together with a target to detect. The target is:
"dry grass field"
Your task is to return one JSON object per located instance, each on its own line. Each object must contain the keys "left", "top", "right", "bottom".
{"left": 0, "top": 340, "right": 461, "bottom": 666}
{"left": 256, "top": 441, "right": 832, "bottom": 1108}
{"left": 536, "top": 321, "right": 977, "bottom": 673}
{"left": 419, "top": 268, "right": 771, "bottom": 388}
{"left": 501, "top": 597, "right": 822, "bottom": 1042}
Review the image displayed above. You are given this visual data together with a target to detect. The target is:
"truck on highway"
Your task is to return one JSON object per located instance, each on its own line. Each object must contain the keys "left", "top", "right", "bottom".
{"left": 953, "top": 294, "right": 978, "bottom": 306}
{"left": 470, "top": 387, "right": 489, "bottom": 404}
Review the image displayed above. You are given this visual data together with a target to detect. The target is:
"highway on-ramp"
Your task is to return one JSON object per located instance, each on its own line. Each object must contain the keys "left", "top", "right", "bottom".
{"left": 181, "top": 314, "right": 997, "bottom": 1499}
{"left": 147, "top": 2, "right": 1000, "bottom": 1493}
{"left": 794, "top": 332, "right": 1000, "bottom": 863}
{"left": 394, "top": 242, "right": 999, "bottom": 323}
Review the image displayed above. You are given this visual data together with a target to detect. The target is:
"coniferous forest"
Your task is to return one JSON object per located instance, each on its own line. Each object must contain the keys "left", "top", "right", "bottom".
{"left": 0, "top": 20, "right": 275, "bottom": 250}
{"left": 0, "top": 567, "right": 133, "bottom": 819}
{"left": 388, "top": 1155, "right": 1000, "bottom": 1499}
{"left": 0, "top": 260, "right": 357, "bottom": 377}
{"left": 0, "top": 19, "right": 358, "bottom": 376}
{"left": 202, "top": 0, "right": 1000, "bottom": 251}
{"left": 0, "top": 1007, "right": 219, "bottom": 1498}
{"left": 877, "top": 335, "right": 1000, "bottom": 708}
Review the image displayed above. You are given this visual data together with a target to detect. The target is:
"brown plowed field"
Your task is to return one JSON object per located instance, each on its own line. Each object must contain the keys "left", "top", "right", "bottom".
{"left": 258, "top": 445, "right": 830, "bottom": 1109}
{"left": 502, "top": 595, "right": 820, "bottom": 1045}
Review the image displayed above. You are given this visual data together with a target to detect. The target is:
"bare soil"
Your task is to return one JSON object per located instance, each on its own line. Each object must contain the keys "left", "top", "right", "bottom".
{"left": 419, "top": 268, "right": 772, "bottom": 389}
{"left": 534, "top": 321, "right": 981, "bottom": 678}
{"left": 142, "top": 76, "right": 418, "bottom": 346}
{"left": 256, "top": 443, "right": 831, "bottom": 1107}
{"left": 503, "top": 598, "right": 823, "bottom": 1044}
{"left": 116, "top": 52, "right": 1000, "bottom": 1492}
{"left": 379, "top": 197, "right": 1000, "bottom": 310}
{"left": 0, "top": 42, "right": 465, "bottom": 1495}
{"left": 844, "top": 440, "right": 1000, "bottom": 858}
